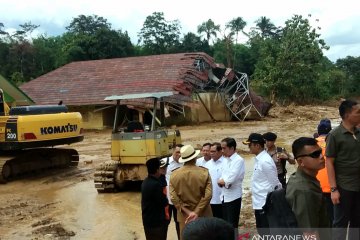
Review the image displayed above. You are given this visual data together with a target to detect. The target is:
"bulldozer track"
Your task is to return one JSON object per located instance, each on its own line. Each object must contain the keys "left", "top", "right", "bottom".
{"left": 94, "top": 160, "right": 119, "bottom": 193}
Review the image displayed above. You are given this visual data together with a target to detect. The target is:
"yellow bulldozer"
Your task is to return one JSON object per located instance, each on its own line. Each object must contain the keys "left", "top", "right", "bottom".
{"left": 94, "top": 92, "right": 182, "bottom": 192}
{"left": 0, "top": 89, "right": 84, "bottom": 183}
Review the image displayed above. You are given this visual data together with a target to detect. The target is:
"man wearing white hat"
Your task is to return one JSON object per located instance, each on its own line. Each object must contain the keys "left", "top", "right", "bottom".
{"left": 170, "top": 145, "right": 213, "bottom": 240}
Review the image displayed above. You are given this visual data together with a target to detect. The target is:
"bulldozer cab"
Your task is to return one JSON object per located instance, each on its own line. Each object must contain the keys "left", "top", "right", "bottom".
{"left": 125, "top": 121, "right": 144, "bottom": 132}
{"left": 105, "top": 91, "right": 175, "bottom": 133}
{"left": 105, "top": 91, "right": 181, "bottom": 166}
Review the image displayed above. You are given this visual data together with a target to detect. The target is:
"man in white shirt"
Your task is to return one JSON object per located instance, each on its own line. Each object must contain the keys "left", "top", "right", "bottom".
{"left": 217, "top": 137, "right": 245, "bottom": 228}
{"left": 243, "top": 133, "right": 282, "bottom": 236}
{"left": 196, "top": 142, "right": 211, "bottom": 167}
{"left": 205, "top": 142, "right": 225, "bottom": 219}
{"left": 163, "top": 144, "right": 183, "bottom": 239}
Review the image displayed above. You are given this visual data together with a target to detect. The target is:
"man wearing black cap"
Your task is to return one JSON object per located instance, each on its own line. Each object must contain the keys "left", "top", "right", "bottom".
{"left": 142, "top": 158, "right": 169, "bottom": 240}
{"left": 243, "top": 133, "right": 282, "bottom": 236}
{"left": 263, "top": 132, "right": 295, "bottom": 188}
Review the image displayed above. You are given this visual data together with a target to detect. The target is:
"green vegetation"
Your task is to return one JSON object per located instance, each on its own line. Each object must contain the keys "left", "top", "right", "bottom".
{"left": 0, "top": 13, "right": 359, "bottom": 104}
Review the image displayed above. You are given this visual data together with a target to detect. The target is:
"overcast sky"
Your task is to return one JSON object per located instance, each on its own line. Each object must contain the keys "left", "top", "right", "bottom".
{"left": 1, "top": 0, "right": 359, "bottom": 62}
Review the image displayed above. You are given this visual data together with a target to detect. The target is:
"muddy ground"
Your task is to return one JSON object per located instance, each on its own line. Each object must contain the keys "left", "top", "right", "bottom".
{"left": 0, "top": 104, "right": 340, "bottom": 240}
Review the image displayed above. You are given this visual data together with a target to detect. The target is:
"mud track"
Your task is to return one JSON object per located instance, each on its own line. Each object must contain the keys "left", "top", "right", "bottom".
{"left": 0, "top": 105, "right": 339, "bottom": 240}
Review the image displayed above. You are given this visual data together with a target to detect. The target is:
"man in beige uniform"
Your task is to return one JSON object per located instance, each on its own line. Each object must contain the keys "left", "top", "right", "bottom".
{"left": 170, "top": 145, "right": 212, "bottom": 240}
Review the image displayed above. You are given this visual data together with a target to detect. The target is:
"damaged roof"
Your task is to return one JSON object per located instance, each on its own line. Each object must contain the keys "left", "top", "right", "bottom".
{"left": 20, "top": 52, "right": 217, "bottom": 107}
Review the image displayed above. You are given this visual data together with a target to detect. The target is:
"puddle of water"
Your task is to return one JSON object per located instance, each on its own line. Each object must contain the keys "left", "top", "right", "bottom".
{"left": 43, "top": 181, "right": 139, "bottom": 240}
{"left": 45, "top": 181, "right": 177, "bottom": 240}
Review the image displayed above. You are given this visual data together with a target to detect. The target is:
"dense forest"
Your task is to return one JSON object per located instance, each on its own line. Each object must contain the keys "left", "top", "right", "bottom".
{"left": 0, "top": 13, "right": 359, "bottom": 103}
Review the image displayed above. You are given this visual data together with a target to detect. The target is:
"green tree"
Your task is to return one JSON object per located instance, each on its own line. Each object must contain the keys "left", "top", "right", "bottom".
{"left": 180, "top": 32, "right": 211, "bottom": 54}
{"left": 66, "top": 15, "right": 111, "bottom": 35}
{"left": 225, "top": 17, "right": 247, "bottom": 68}
{"left": 0, "top": 23, "right": 12, "bottom": 79}
{"left": 138, "top": 12, "right": 181, "bottom": 55}
{"left": 254, "top": 16, "right": 277, "bottom": 38}
{"left": 0, "top": 22, "right": 8, "bottom": 36}
{"left": 213, "top": 39, "right": 255, "bottom": 74}
{"left": 213, "top": 36, "right": 231, "bottom": 67}
{"left": 233, "top": 44, "right": 256, "bottom": 75}
{"left": 197, "top": 19, "right": 220, "bottom": 44}
{"left": 226, "top": 17, "right": 247, "bottom": 44}
{"left": 253, "top": 15, "right": 328, "bottom": 103}
{"left": 0, "top": 41, "right": 10, "bottom": 78}
{"left": 10, "top": 71, "right": 25, "bottom": 86}
{"left": 336, "top": 56, "right": 360, "bottom": 96}
{"left": 316, "top": 68, "right": 346, "bottom": 99}
{"left": 32, "top": 35, "right": 64, "bottom": 76}
{"left": 1, "top": 22, "right": 40, "bottom": 83}
{"left": 63, "top": 15, "right": 134, "bottom": 61}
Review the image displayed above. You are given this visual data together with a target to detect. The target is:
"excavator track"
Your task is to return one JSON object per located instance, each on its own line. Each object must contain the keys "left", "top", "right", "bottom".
{"left": 0, "top": 148, "right": 79, "bottom": 183}
{"left": 94, "top": 160, "right": 119, "bottom": 193}
{"left": 0, "top": 157, "right": 11, "bottom": 183}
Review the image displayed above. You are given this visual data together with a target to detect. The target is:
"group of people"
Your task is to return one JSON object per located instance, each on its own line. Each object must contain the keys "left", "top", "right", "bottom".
{"left": 141, "top": 99, "right": 360, "bottom": 240}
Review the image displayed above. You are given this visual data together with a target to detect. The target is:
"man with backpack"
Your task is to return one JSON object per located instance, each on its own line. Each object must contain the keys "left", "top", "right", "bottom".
{"left": 286, "top": 137, "right": 330, "bottom": 239}
{"left": 263, "top": 132, "right": 295, "bottom": 188}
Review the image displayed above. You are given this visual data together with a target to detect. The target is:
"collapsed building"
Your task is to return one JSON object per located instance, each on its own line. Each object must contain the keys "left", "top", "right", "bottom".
{"left": 20, "top": 52, "right": 271, "bottom": 129}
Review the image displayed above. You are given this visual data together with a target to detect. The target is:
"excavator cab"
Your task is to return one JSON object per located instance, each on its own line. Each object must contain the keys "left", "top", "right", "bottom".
{"left": 94, "top": 92, "right": 181, "bottom": 192}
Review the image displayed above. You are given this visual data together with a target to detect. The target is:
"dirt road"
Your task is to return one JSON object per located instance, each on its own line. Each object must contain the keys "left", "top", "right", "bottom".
{"left": 0, "top": 105, "right": 339, "bottom": 240}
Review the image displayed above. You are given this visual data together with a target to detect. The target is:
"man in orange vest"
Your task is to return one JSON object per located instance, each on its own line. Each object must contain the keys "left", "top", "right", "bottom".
{"left": 315, "top": 118, "right": 333, "bottom": 225}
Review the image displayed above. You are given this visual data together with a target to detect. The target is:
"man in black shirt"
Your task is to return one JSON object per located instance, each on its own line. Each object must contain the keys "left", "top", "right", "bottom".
{"left": 141, "top": 158, "right": 169, "bottom": 240}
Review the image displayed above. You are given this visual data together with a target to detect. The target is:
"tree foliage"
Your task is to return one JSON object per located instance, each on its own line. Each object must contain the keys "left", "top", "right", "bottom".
{"left": 0, "top": 22, "right": 8, "bottom": 36}
{"left": 138, "top": 12, "right": 181, "bottom": 55}
{"left": 197, "top": 19, "right": 220, "bottom": 44}
{"left": 0, "top": 22, "right": 40, "bottom": 84}
{"left": 179, "top": 32, "right": 211, "bottom": 54}
{"left": 253, "top": 15, "right": 329, "bottom": 103}
{"left": 63, "top": 15, "right": 134, "bottom": 61}
{"left": 254, "top": 16, "right": 278, "bottom": 38}
{"left": 66, "top": 15, "right": 111, "bottom": 35}
{"left": 226, "top": 17, "right": 247, "bottom": 44}
{"left": 336, "top": 56, "right": 360, "bottom": 97}
{"left": 32, "top": 35, "right": 64, "bottom": 75}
